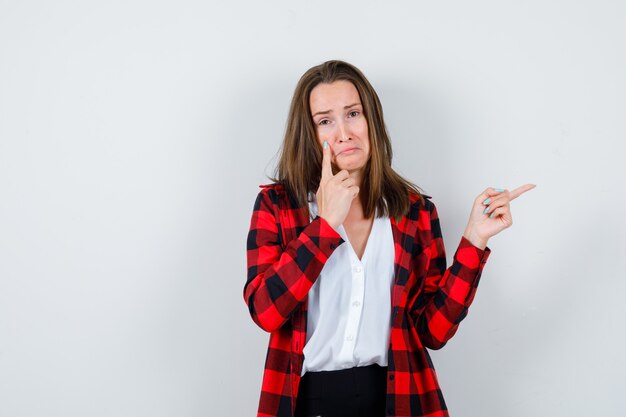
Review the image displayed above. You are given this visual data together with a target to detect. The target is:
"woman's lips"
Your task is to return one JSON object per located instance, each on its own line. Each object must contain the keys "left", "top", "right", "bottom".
{"left": 338, "top": 147, "right": 358, "bottom": 155}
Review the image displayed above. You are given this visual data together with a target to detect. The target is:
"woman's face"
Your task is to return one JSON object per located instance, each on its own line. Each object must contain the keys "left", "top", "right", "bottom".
{"left": 309, "top": 80, "right": 370, "bottom": 177}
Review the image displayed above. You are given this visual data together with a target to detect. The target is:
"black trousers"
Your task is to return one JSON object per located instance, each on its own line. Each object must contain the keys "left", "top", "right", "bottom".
{"left": 294, "top": 364, "right": 388, "bottom": 417}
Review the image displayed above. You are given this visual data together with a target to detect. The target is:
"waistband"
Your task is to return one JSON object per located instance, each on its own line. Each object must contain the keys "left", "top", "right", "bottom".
{"left": 299, "top": 364, "right": 388, "bottom": 397}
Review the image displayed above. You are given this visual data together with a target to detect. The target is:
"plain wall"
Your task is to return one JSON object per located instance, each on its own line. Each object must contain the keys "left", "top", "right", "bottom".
{"left": 1, "top": 1, "right": 625, "bottom": 416}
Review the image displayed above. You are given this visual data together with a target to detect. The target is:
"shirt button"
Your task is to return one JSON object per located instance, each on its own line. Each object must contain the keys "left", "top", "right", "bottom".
{"left": 352, "top": 300, "right": 361, "bottom": 307}
{"left": 354, "top": 266, "right": 362, "bottom": 273}
{"left": 346, "top": 335, "right": 354, "bottom": 341}
{"left": 389, "top": 374, "right": 395, "bottom": 380}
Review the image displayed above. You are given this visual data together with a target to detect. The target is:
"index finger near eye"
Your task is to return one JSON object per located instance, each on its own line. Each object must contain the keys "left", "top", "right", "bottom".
{"left": 320, "top": 141, "right": 333, "bottom": 181}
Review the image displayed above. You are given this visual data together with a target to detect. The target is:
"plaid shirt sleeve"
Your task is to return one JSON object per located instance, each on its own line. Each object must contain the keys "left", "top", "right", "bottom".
{"left": 411, "top": 200, "right": 491, "bottom": 350}
{"left": 244, "top": 187, "right": 345, "bottom": 332}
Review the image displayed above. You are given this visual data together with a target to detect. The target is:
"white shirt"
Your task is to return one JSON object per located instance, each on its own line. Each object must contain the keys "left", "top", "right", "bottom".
{"left": 301, "top": 194, "right": 396, "bottom": 376}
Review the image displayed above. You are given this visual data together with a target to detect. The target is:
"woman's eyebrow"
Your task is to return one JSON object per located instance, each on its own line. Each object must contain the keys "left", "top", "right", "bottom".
{"left": 312, "top": 102, "right": 361, "bottom": 117}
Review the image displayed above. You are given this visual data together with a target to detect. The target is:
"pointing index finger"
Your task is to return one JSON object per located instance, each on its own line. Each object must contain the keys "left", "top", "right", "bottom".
{"left": 509, "top": 183, "right": 536, "bottom": 201}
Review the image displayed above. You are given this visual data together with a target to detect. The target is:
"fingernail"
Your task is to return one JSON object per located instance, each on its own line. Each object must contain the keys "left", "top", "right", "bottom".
{"left": 483, "top": 206, "right": 490, "bottom": 214}
{"left": 482, "top": 198, "right": 491, "bottom": 205}
{"left": 489, "top": 212, "right": 495, "bottom": 218}
{"left": 323, "top": 141, "right": 328, "bottom": 149}
{"left": 495, "top": 188, "right": 504, "bottom": 192}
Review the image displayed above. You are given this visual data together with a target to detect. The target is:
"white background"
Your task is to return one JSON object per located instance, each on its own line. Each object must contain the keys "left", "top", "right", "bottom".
{"left": 1, "top": 1, "right": 625, "bottom": 416}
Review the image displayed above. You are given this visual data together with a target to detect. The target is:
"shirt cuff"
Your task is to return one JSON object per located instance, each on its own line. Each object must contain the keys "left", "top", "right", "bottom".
{"left": 312, "top": 215, "right": 345, "bottom": 254}
{"left": 456, "top": 235, "right": 491, "bottom": 270}
{"left": 444, "top": 236, "right": 492, "bottom": 306}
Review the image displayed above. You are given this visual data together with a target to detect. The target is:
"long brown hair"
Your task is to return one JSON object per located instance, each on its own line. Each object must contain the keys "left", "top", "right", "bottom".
{"left": 268, "top": 59, "right": 426, "bottom": 221}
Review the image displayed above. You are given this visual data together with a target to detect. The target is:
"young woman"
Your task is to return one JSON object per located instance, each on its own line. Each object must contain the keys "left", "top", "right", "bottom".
{"left": 244, "top": 60, "right": 534, "bottom": 417}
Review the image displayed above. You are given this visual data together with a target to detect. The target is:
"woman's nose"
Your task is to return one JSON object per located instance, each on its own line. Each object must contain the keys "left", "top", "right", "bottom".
{"left": 336, "top": 121, "right": 351, "bottom": 142}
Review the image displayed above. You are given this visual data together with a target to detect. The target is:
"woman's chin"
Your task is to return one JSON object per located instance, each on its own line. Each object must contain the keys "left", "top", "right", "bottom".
{"left": 338, "top": 165, "right": 365, "bottom": 175}
{"left": 332, "top": 156, "right": 367, "bottom": 174}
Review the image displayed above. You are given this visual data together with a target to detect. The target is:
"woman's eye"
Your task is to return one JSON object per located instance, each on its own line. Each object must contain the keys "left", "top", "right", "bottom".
{"left": 319, "top": 119, "right": 331, "bottom": 126}
{"left": 348, "top": 110, "right": 360, "bottom": 117}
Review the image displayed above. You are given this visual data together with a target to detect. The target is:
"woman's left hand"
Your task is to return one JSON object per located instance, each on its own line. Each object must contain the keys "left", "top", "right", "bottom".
{"left": 462, "top": 184, "right": 536, "bottom": 249}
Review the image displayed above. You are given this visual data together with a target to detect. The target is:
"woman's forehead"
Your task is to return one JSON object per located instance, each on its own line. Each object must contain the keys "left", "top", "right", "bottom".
{"left": 310, "top": 80, "right": 361, "bottom": 112}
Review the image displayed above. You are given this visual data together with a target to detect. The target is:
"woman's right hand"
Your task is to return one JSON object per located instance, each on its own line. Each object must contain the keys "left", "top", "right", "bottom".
{"left": 315, "top": 141, "right": 359, "bottom": 230}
